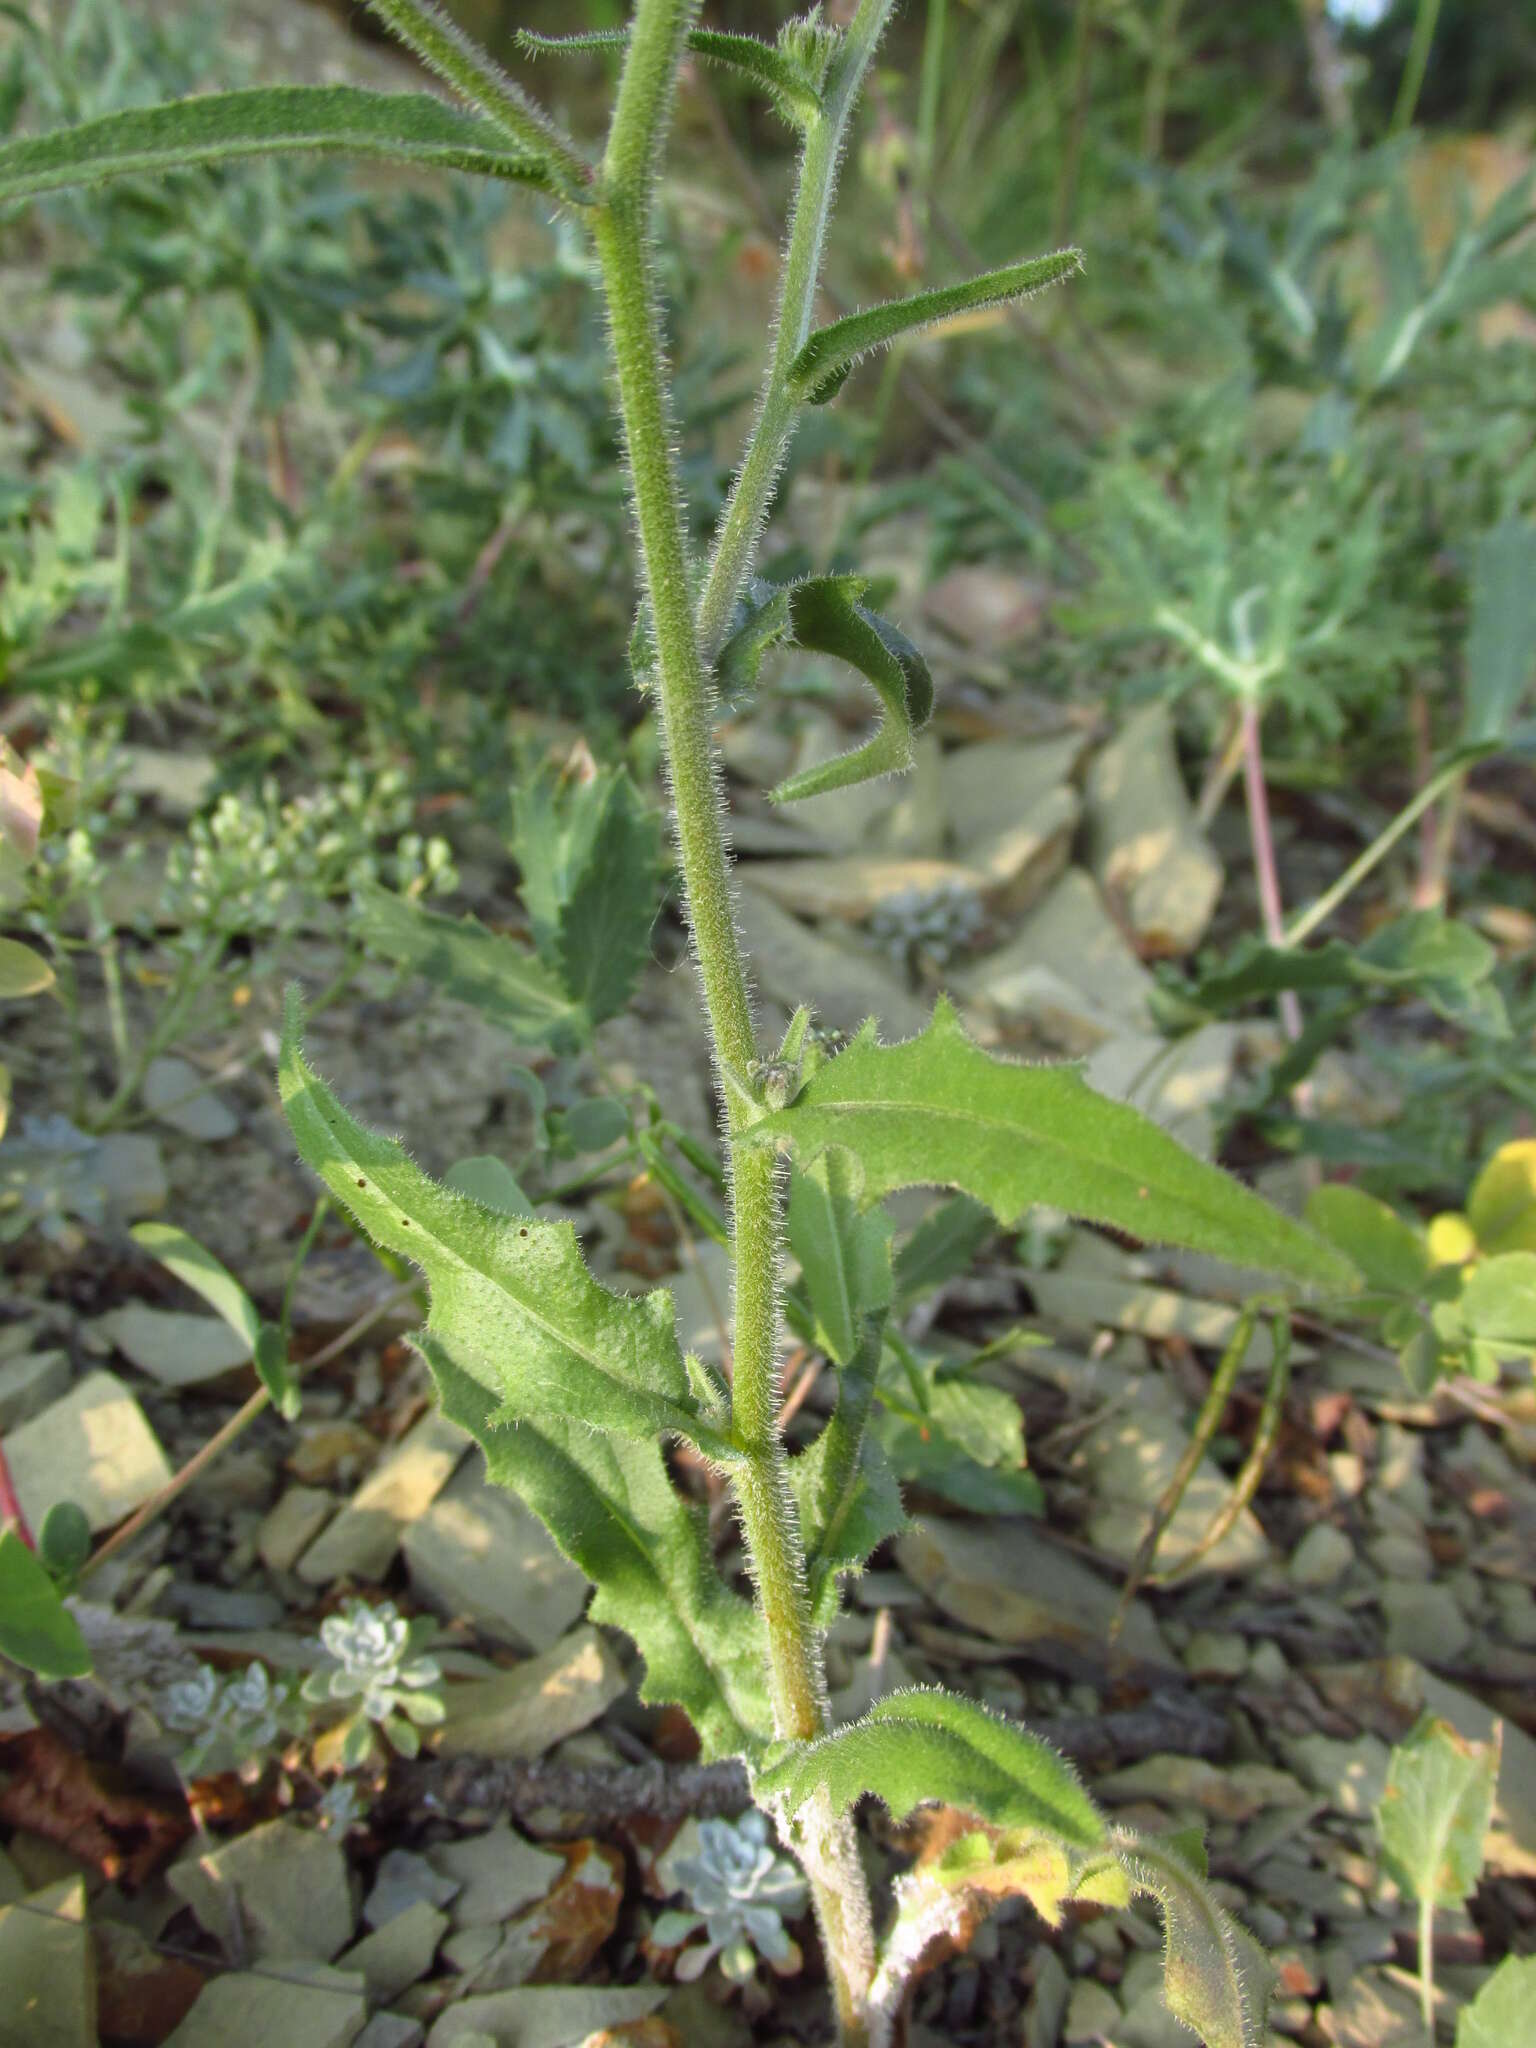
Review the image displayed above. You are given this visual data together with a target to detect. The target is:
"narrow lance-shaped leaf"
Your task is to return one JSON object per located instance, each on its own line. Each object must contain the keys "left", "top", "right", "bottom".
{"left": 757, "top": 1686, "right": 1105, "bottom": 1848}
{"left": 0, "top": 87, "right": 552, "bottom": 206}
{"left": 278, "top": 990, "right": 734, "bottom": 1459}
{"left": 714, "top": 576, "right": 934, "bottom": 802}
{"left": 518, "top": 26, "right": 824, "bottom": 124}
{"left": 1463, "top": 518, "right": 1536, "bottom": 745}
{"left": 790, "top": 247, "right": 1085, "bottom": 404}
{"left": 425, "top": 1336, "right": 770, "bottom": 1760}
{"left": 130, "top": 1222, "right": 261, "bottom": 1352}
{"left": 742, "top": 998, "right": 1359, "bottom": 1293}
{"left": 1108, "top": 1832, "right": 1264, "bottom": 2048}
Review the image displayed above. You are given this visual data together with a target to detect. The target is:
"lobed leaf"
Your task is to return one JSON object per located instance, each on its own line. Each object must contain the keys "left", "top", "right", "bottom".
{"left": 756, "top": 1686, "right": 1105, "bottom": 1847}
{"left": 279, "top": 991, "right": 731, "bottom": 1459}
{"left": 1457, "top": 1955, "right": 1536, "bottom": 2048}
{"left": 356, "top": 882, "right": 589, "bottom": 1051}
{"left": 426, "top": 1337, "right": 769, "bottom": 1760}
{"left": 788, "top": 248, "right": 1084, "bottom": 404}
{"left": 742, "top": 998, "right": 1358, "bottom": 1293}
{"left": 1375, "top": 1715, "right": 1500, "bottom": 1910}
{"left": 0, "top": 86, "right": 551, "bottom": 205}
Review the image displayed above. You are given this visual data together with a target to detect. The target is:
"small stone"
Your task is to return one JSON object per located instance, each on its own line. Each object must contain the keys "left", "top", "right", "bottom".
{"left": 429, "top": 1825, "right": 564, "bottom": 1931}
{"left": 141, "top": 1056, "right": 240, "bottom": 1140}
{"left": 1290, "top": 1523, "right": 1355, "bottom": 1589}
{"left": 1380, "top": 1581, "right": 1472, "bottom": 1663}
{"left": 161, "top": 1962, "right": 367, "bottom": 2048}
{"left": 895, "top": 1516, "right": 1174, "bottom": 1679}
{"left": 1247, "top": 1639, "right": 1290, "bottom": 1687}
{"left": 354, "top": 2019, "right": 424, "bottom": 2048}
{"left": 1062, "top": 1980, "right": 1122, "bottom": 2044}
{"left": 1183, "top": 1631, "right": 1248, "bottom": 1681}
{"left": 288, "top": 1420, "right": 381, "bottom": 1484}
{"left": 1085, "top": 702, "right": 1223, "bottom": 958}
{"left": 168, "top": 1818, "right": 354, "bottom": 1962}
{"left": 160, "top": 1583, "right": 284, "bottom": 1630}
{"left": 959, "top": 869, "right": 1155, "bottom": 1038}
{"left": 0, "top": 1349, "right": 70, "bottom": 1432}
{"left": 94, "top": 1133, "right": 168, "bottom": 1218}
{"left": 434, "top": 1626, "right": 627, "bottom": 1762}
{"left": 404, "top": 1462, "right": 588, "bottom": 1653}
{"left": 1284, "top": 1733, "right": 1391, "bottom": 1818}
{"left": 364, "top": 1851, "right": 460, "bottom": 1931}
{"left": 339, "top": 1900, "right": 447, "bottom": 2003}
{"left": 1328, "top": 1451, "right": 1366, "bottom": 1499}
{"left": 2, "top": 1369, "right": 173, "bottom": 1531}
{"left": 425, "top": 1985, "right": 666, "bottom": 2048}
{"left": 97, "top": 1305, "right": 252, "bottom": 1386}
{"left": 1023, "top": 1943, "right": 1070, "bottom": 2048}
{"left": 259, "top": 1486, "right": 337, "bottom": 1572}
{"left": 1375, "top": 1423, "right": 1431, "bottom": 1519}
{"left": 297, "top": 1413, "right": 466, "bottom": 1584}
{"left": 734, "top": 883, "right": 929, "bottom": 1042}
{"left": 0, "top": 1877, "right": 94, "bottom": 2048}
{"left": 1368, "top": 1531, "right": 1433, "bottom": 1580}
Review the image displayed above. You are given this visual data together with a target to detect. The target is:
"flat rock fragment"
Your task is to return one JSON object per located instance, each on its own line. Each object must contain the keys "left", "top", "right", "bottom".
{"left": 734, "top": 883, "right": 928, "bottom": 1041}
{"left": 161, "top": 1962, "right": 367, "bottom": 2048}
{"left": 895, "top": 1516, "right": 1174, "bottom": 1677}
{"left": 429, "top": 1823, "right": 564, "bottom": 1930}
{"left": 167, "top": 1817, "right": 354, "bottom": 1962}
{"left": 259, "top": 1484, "right": 337, "bottom": 1572}
{"left": 339, "top": 1899, "right": 447, "bottom": 2003}
{"left": 141, "top": 1055, "right": 240, "bottom": 1139}
{"left": 404, "top": 1461, "right": 589, "bottom": 1654}
{"left": 0, "top": 1876, "right": 95, "bottom": 2048}
{"left": 0, "top": 1349, "right": 70, "bottom": 1431}
{"left": 2, "top": 1369, "right": 173, "bottom": 1531}
{"left": 96, "top": 1305, "right": 252, "bottom": 1386}
{"left": 425, "top": 1984, "right": 667, "bottom": 2048}
{"left": 297, "top": 1412, "right": 466, "bottom": 1584}
{"left": 1085, "top": 702, "right": 1223, "bottom": 956}
{"left": 433, "top": 1626, "right": 627, "bottom": 1760}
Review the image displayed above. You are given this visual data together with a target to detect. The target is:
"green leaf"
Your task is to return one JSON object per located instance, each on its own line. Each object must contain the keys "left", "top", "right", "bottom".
{"left": 356, "top": 882, "right": 588, "bottom": 1051}
{"left": 743, "top": 999, "right": 1358, "bottom": 1293}
{"left": 518, "top": 25, "right": 823, "bottom": 123}
{"left": 0, "top": 1529, "right": 91, "bottom": 1679}
{"left": 788, "top": 248, "right": 1083, "bottom": 404}
{"left": 444, "top": 1156, "right": 534, "bottom": 1217}
{"left": 893, "top": 1194, "right": 994, "bottom": 1309}
{"left": 1458, "top": 1252, "right": 1536, "bottom": 1354}
{"left": 790, "top": 1315, "right": 906, "bottom": 1623}
{"left": 279, "top": 991, "right": 732, "bottom": 1459}
{"left": 1465, "top": 1141, "right": 1536, "bottom": 1256}
{"left": 131, "top": 1222, "right": 262, "bottom": 1352}
{"left": 1186, "top": 913, "right": 1500, "bottom": 1030}
{"left": 0, "top": 87, "right": 551, "bottom": 205}
{"left": 35, "top": 1502, "right": 91, "bottom": 1581}
{"left": 1464, "top": 519, "right": 1536, "bottom": 744}
{"left": 1457, "top": 1955, "right": 1536, "bottom": 2048}
{"left": 426, "top": 1336, "right": 769, "bottom": 1760}
{"left": 787, "top": 1150, "right": 892, "bottom": 1370}
{"left": 0, "top": 936, "right": 53, "bottom": 999}
{"left": 253, "top": 1323, "right": 302, "bottom": 1422}
{"left": 1304, "top": 1186, "right": 1428, "bottom": 1298}
{"left": 876, "top": 1356, "right": 1043, "bottom": 1518}
{"left": 758, "top": 1687, "right": 1105, "bottom": 1846}
{"left": 1375, "top": 1715, "right": 1500, "bottom": 1910}
{"left": 1110, "top": 1833, "right": 1264, "bottom": 2048}
{"left": 554, "top": 770, "right": 663, "bottom": 1029}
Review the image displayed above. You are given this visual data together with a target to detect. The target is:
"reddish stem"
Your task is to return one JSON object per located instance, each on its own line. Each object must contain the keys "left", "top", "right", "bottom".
{"left": 1239, "top": 700, "right": 1303, "bottom": 1044}
{"left": 0, "top": 1438, "right": 35, "bottom": 1548}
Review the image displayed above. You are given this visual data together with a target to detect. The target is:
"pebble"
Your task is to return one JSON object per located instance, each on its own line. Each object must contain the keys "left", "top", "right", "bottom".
{"left": 2, "top": 1369, "right": 172, "bottom": 1531}
{"left": 364, "top": 1851, "right": 460, "bottom": 1931}
{"left": 1183, "top": 1630, "right": 1249, "bottom": 1680}
{"left": 1063, "top": 1980, "right": 1123, "bottom": 2044}
{"left": 403, "top": 1461, "right": 589, "bottom": 1653}
{"left": 0, "top": 1350, "right": 70, "bottom": 1433}
{"left": 429, "top": 1824, "right": 563, "bottom": 1930}
{"left": 0, "top": 1876, "right": 94, "bottom": 2048}
{"left": 142, "top": 1055, "right": 240, "bottom": 1140}
{"left": 296, "top": 1413, "right": 466, "bottom": 1584}
{"left": 1380, "top": 1581, "right": 1472, "bottom": 1663}
{"left": 96, "top": 1306, "right": 251, "bottom": 1386}
{"left": 259, "top": 1485, "right": 337, "bottom": 1573}
{"left": 338, "top": 1900, "right": 447, "bottom": 2004}
{"left": 168, "top": 1818, "right": 355, "bottom": 1962}
{"left": 160, "top": 1963, "right": 367, "bottom": 2048}
{"left": 433, "top": 1626, "right": 627, "bottom": 1763}
{"left": 159, "top": 1583, "right": 285, "bottom": 1630}
{"left": 1289, "top": 1523, "right": 1355, "bottom": 1589}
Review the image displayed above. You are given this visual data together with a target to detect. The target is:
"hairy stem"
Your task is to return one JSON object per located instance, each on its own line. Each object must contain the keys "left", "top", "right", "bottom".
{"left": 595, "top": 7, "right": 875, "bottom": 2034}
{"left": 362, "top": 0, "right": 593, "bottom": 199}
{"left": 694, "top": 0, "right": 894, "bottom": 658}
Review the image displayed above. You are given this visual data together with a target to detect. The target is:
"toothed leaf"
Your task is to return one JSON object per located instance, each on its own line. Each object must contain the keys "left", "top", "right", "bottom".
{"left": 1375, "top": 1715, "right": 1500, "bottom": 1910}
{"left": 426, "top": 1335, "right": 769, "bottom": 1759}
{"left": 279, "top": 991, "right": 732, "bottom": 1458}
{"left": 0, "top": 86, "right": 551, "bottom": 203}
{"left": 757, "top": 1686, "right": 1105, "bottom": 1846}
{"left": 742, "top": 999, "right": 1359, "bottom": 1292}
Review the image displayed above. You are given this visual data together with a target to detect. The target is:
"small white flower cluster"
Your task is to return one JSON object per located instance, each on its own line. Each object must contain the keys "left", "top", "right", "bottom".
{"left": 301, "top": 1598, "right": 446, "bottom": 1764}
{"left": 653, "top": 1810, "right": 808, "bottom": 1984}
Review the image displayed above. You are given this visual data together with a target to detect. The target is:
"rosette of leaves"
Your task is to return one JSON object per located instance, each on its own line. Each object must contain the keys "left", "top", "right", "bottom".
{"left": 301, "top": 1598, "right": 446, "bottom": 1764}
{"left": 162, "top": 1660, "right": 303, "bottom": 1780}
{"left": 653, "top": 1810, "right": 810, "bottom": 1984}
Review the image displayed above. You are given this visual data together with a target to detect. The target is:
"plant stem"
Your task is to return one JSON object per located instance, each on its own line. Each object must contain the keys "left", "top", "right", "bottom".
{"left": 1141, "top": 0, "right": 1186, "bottom": 163}
{"left": 1284, "top": 751, "right": 1477, "bottom": 946}
{"left": 1418, "top": 1890, "right": 1436, "bottom": 2038}
{"left": 694, "top": 0, "right": 894, "bottom": 659}
{"left": 595, "top": 7, "right": 875, "bottom": 2035}
{"left": 1392, "top": 0, "right": 1443, "bottom": 136}
{"left": 1239, "top": 700, "right": 1302, "bottom": 1042}
{"left": 0, "top": 1439, "right": 34, "bottom": 1547}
